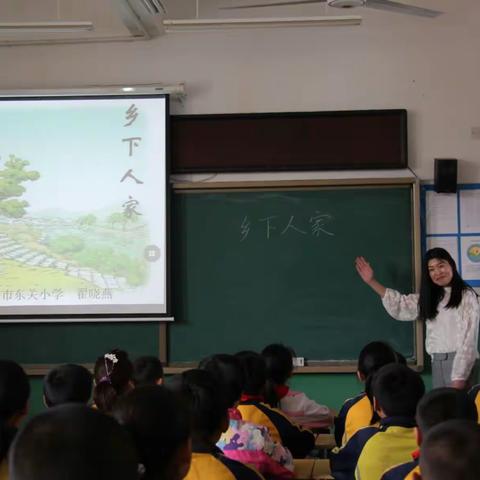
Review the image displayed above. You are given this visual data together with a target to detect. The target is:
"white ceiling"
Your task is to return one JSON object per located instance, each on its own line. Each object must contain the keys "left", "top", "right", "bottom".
{"left": 0, "top": 0, "right": 473, "bottom": 46}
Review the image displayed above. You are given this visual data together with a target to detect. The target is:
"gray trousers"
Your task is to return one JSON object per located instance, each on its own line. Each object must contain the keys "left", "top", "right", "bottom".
{"left": 432, "top": 352, "right": 478, "bottom": 389}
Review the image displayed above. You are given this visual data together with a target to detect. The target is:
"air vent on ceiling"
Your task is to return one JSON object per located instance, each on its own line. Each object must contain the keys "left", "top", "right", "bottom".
{"left": 140, "top": 0, "right": 166, "bottom": 15}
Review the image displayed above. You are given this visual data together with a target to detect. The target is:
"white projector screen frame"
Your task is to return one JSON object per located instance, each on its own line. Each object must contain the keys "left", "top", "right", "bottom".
{"left": 0, "top": 94, "right": 170, "bottom": 321}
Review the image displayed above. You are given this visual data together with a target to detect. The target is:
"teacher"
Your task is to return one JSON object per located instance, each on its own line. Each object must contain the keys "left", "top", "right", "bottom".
{"left": 355, "top": 248, "right": 479, "bottom": 389}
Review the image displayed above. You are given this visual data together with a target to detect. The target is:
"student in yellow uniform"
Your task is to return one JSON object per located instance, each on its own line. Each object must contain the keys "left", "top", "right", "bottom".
{"left": 113, "top": 385, "right": 192, "bottom": 480}
{"left": 167, "top": 369, "right": 265, "bottom": 480}
{"left": 235, "top": 351, "right": 315, "bottom": 459}
{"left": 200, "top": 353, "right": 294, "bottom": 478}
{"left": 468, "top": 383, "right": 480, "bottom": 421}
{"left": 0, "top": 360, "right": 30, "bottom": 480}
{"left": 330, "top": 363, "right": 424, "bottom": 480}
{"left": 416, "top": 419, "right": 480, "bottom": 480}
{"left": 335, "top": 341, "right": 398, "bottom": 446}
{"left": 381, "top": 387, "right": 477, "bottom": 480}
{"left": 355, "top": 364, "right": 425, "bottom": 480}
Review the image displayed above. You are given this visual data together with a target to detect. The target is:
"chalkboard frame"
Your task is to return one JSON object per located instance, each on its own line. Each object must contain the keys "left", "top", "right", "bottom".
{"left": 167, "top": 177, "right": 424, "bottom": 373}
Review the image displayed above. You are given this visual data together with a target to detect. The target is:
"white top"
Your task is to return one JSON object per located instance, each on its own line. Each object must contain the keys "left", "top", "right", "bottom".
{"left": 280, "top": 389, "right": 332, "bottom": 423}
{"left": 382, "top": 287, "right": 480, "bottom": 381}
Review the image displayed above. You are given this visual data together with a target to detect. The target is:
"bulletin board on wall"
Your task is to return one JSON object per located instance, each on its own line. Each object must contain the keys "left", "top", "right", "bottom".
{"left": 421, "top": 184, "right": 480, "bottom": 287}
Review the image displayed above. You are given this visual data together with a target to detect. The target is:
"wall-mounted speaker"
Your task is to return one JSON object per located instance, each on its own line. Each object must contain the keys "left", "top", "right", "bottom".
{"left": 434, "top": 158, "right": 457, "bottom": 193}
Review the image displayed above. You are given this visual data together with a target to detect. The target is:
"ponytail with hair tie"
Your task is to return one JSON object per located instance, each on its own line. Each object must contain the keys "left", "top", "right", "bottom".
{"left": 93, "top": 349, "right": 133, "bottom": 414}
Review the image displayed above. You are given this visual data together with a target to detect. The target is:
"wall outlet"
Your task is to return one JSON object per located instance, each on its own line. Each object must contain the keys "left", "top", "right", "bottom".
{"left": 293, "top": 357, "right": 305, "bottom": 367}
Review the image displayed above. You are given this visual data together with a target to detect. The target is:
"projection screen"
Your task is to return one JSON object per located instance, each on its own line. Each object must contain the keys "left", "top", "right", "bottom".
{"left": 0, "top": 94, "right": 169, "bottom": 321}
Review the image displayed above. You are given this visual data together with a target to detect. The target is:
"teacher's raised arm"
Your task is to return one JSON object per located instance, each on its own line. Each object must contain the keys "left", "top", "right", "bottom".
{"left": 355, "top": 256, "right": 386, "bottom": 298}
{"left": 355, "top": 249, "right": 480, "bottom": 390}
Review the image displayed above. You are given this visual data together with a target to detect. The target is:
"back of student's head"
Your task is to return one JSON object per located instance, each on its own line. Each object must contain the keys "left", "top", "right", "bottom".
{"left": 113, "top": 385, "right": 191, "bottom": 480}
{"left": 372, "top": 363, "right": 425, "bottom": 418}
{"left": 9, "top": 404, "right": 139, "bottom": 480}
{"left": 357, "top": 341, "right": 398, "bottom": 380}
{"left": 198, "top": 353, "right": 243, "bottom": 409}
{"left": 132, "top": 356, "right": 164, "bottom": 387}
{"left": 261, "top": 344, "right": 294, "bottom": 407}
{"left": 416, "top": 387, "right": 477, "bottom": 435}
{"left": 166, "top": 369, "right": 228, "bottom": 444}
{"left": 43, "top": 364, "right": 93, "bottom": 407}
{"left": 235, "top": 351, "right": 267, "bottom": 396}
{"left": 93, "top": 349, "right": 133, "bottom": 414}
{"left": 0, "top": 360, "right": 30, "bottom": 463}
{"left": 261, "top": 343, "right": 294, "bottom": 385}
{"left": 419, "top": 419, "right": 480, "bottom": 480}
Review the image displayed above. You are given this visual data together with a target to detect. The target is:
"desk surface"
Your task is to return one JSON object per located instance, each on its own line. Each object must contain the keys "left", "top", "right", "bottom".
{"left": 293, "top": 415, "right": 333, "bottom": 431}
{"left": 314, "top": 434, "right": 336, "bottom": 449}
{"left": 293, "top": 459, "right": 333, "bottom": 480}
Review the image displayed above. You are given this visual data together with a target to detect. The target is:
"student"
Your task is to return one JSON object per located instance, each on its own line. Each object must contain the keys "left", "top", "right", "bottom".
{"left": 132, "top": 356, "right": 164, "bottom": 387}
{"left": 330, "top": 363, "right": 425, "bottom": 480}
{"left": 166, "top": 368, "right": 265, "bottom": 480}
{"left": 416, "top": 419, "right": 480, "bottom": 480}
{"left": 335, "top": 341, "right": 398, "bottom": 446}
{"left": 261, "top": 343, "right": 332, "bottom": 426}
{"left": 43, "top": 364, "right": 93, "bottom": 407}
{"left": 467, "top": 383, "right": 480, "bottom": 420}
{"left": 382, "top": 387, "right": 477, "bottom": 480}
{"left": 0, "top": 360, "right": 30, "bottom": 480}
{"left": 199, "top": 353, "right": 294, "bottom": 478}
{"left": 356, "top": 249, "right": 480, "bottom": 388}
{"left": 93, "top": 348, "right": 134, "bottom": 414}
{"left": 235, "top": 351, "right": 315, "bottom": 459}
{"left": 9, "top": 404, "right": 139, "bottom": 480}
{"left": 113, "top": 385, "right": 192, "bottom": 480}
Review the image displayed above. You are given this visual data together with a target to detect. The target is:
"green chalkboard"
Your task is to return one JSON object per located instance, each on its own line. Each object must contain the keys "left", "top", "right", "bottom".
{"left": 0, "top": 322, "right": 160, "bottom": 366}
{"left": 170, "top": 184, "right": 418, "bottom": 365}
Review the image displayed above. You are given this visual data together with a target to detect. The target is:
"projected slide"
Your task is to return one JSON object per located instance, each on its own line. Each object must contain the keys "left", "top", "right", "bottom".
{"left": 0, "top": 95, "right": 168, "bottom": 318}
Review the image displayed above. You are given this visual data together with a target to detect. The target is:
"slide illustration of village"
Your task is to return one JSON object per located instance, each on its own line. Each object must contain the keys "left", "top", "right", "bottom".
{"left": 0, "top": 154, "right": 149, "bottom": 303}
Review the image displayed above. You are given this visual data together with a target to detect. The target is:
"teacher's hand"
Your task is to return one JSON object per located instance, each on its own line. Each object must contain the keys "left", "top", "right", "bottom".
{"left": 355, "top": 256, "right": 375, "bottom": 284}
{"left": 355, "top": 257, "right": 387, "bottom": 297}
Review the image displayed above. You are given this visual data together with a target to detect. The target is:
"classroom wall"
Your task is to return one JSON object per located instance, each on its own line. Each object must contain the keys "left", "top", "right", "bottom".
{"left": 0, "top": 1, "right": 477, "bottom": 410}
{"left": 1, "top": 1, "right": 480, "bottom": 181}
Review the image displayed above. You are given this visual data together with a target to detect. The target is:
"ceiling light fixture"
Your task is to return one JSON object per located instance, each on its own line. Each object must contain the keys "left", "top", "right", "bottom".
{"left": 163, "top": 15, "right": 362, "bottom": 32}
{"left": 0, "top": 22, "right": 94, "bottom": 34}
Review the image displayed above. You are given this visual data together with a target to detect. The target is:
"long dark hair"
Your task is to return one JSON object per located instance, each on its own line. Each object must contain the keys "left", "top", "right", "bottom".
{"left": 261, "top": 344, "right": 294, "bottom": 408}
{"left": 234, "top": 351, "right": 267, "bottom": 397}
{"left": 93, "top": 349, "right": 133, "bottom": 414}
{"left": 419, "top": 248, "right": 472, "bottom": 320}
{"left": 166, "top": 369, "right": 228, "bottom": 444}
{"left": 199, "top": 354, "right": 244, "bottom": 409}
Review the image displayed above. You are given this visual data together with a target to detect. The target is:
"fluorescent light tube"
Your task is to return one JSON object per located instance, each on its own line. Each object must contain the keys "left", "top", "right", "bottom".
{"left": 0, "top": 22, "right": 94, "bottom": 33}
{"left": 163, "top": 15, "right": 362, "bottom": 32}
